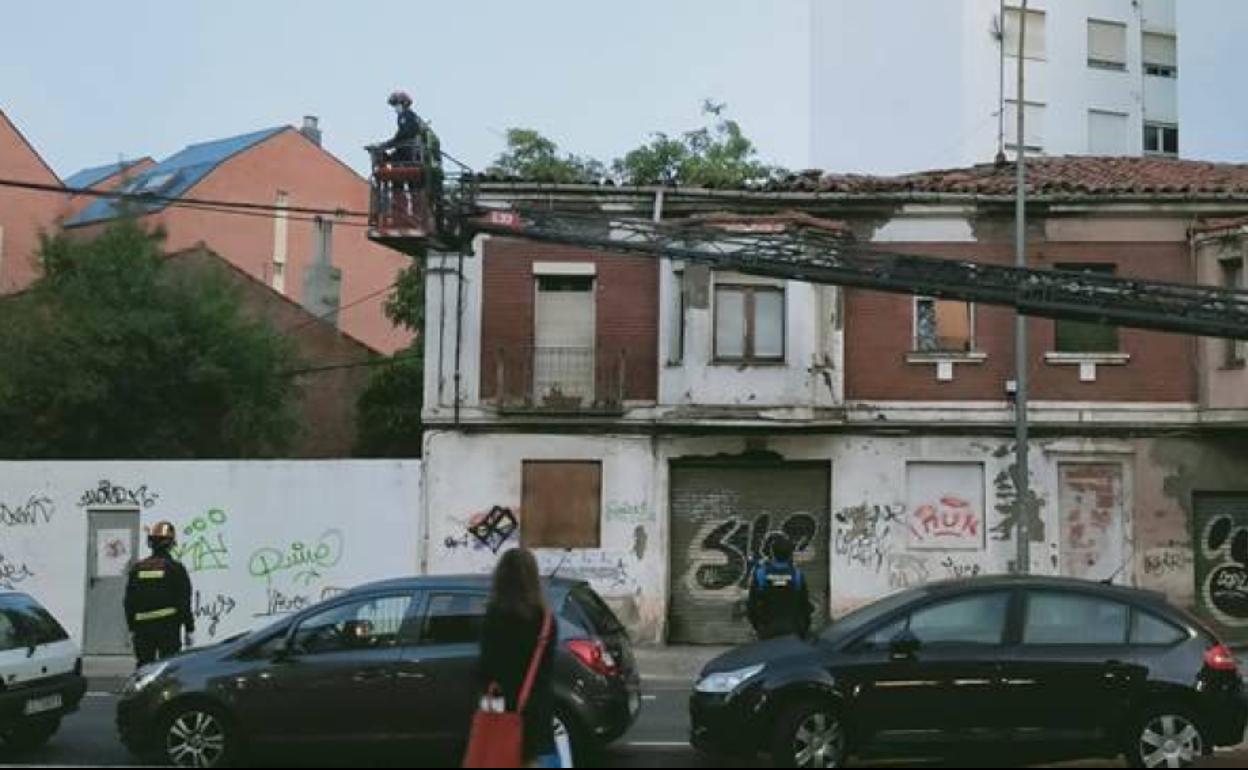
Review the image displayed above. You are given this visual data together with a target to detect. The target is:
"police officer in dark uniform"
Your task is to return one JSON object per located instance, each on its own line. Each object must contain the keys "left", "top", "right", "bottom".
{"left": 124, "top": 521, "right": 194, "bottom": 667}
{"left": 746, "top": 534, "right": 813, "bottom": 640}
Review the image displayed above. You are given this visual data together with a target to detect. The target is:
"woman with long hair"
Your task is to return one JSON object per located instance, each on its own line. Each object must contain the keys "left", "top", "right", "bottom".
{"left": 479, "top": 548, "right": 559, "bottom": 768}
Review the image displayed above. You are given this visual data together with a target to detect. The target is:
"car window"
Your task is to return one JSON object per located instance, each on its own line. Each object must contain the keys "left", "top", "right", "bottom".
{"left": 907, "top": 592, "right": 1010, "bottom": 646}
{"left": 1023, "top": 592, "right": 1128, "bottom": 645}
{"left": 291, "top": 594, "right": 413, "bottom": 655}
{"left": 421, "top": 593, "right": 488, "bottom": 645}
{"left": 0, "top": 612, "right": 20, "bottom": 652}
{"left": 858, "top": 617, "right": 908, "bottom": 650}
{"left": 1131, "top": 610, "right": 1188, "bottom": 646}
{"left": 571, "top": 586, "right": 625, "bottom": 635}
{"left": 0, "top": 594, "right": 69, "bottom": 647}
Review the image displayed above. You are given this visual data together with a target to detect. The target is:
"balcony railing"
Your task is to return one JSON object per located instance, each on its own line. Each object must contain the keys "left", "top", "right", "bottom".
{"left": 491, "top": 345, "right": 628, "bottom": 414}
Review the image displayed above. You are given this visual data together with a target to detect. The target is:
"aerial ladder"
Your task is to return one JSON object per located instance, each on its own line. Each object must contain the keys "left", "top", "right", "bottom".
{"left": 365, "top": 146, "right": 1248, "bottom": 341}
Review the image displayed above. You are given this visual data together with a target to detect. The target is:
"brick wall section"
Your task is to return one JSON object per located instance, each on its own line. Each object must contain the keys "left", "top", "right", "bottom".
{"left": 168, "top": 248, "right": 376, "bottom": 457}
{"left": 480, "top": 237, "right": 658, "bottom": 401}
{"left": 70, "top": 130, "right": 412, "bottom": 354}
{"left": 845, "top": 240, "right": 1197, "bottom": 402}
{"left": 0, "top": 111, "right": 65, "bottom": 294}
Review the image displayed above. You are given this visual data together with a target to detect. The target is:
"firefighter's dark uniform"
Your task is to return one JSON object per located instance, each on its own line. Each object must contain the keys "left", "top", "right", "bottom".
{"left": 746, "top": 559, "right": 813, "bottom": 640}
{"left": 124, "top": 550, "right": 193, "bottom": 666}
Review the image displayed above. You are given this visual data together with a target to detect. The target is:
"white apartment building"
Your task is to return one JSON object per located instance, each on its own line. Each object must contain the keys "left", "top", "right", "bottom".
{"left": 810, "top": 0, "right": 1193, "bottom": 173}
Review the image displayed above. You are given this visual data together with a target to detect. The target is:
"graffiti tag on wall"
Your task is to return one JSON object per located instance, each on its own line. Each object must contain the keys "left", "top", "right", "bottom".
{"left": 77, "top": 480, "right": 159, "bottom": 509}
{"left": 249, "top": 529, "right": 344, "bottom": 586}
{"left": 171, "top": 508, "right": 230, "bottom": 573}
{"left": 907, "top": 496, "right": 982, "bottom": 550}
{"left": 834, "top": 504, "right": 900, "bottom": 572}
{"left": 445, "top": 506, "right": 519, "bottom": 554}
{"left": 690, "top": 512, "right": 820, "bottom": 592}
{"left": 0, "top": 496, "right": 54, "bottom": 528}
{"left": 1200, "top": 512, "right": 1248, "bottom": 626}
{"left": 0, "top": 554, "right": 35, "bottom": 590}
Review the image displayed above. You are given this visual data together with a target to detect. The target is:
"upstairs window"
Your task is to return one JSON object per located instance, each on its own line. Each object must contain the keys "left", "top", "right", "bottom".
{"left": 1143, "top": 33, "right": 1177, "bottom": 78}
{"left": 1054, "top": 264, "right": 1120, "bottom": 353}
{"left": 715, "top": 283, "right": 785, "bottom": 363}
{"left": 1088, "top": 19, "right": 1128, "bottom": 71}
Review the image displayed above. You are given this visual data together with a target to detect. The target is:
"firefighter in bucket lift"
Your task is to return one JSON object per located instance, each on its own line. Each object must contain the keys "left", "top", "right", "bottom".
{"left": 368, "top": 90, "right": 443, "bottom": 233}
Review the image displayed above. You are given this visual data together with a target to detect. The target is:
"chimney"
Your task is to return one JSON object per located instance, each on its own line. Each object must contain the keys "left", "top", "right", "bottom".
{"left": 300, "top": 115, "right": 322, "bottom": 147}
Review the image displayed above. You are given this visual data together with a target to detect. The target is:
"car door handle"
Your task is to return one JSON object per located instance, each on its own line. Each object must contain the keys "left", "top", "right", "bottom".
{"left": 395, "top": 670, "right": 427, "bottom": 681}
{"left": 352, "top": 669, "right": 392, "bottom": 683}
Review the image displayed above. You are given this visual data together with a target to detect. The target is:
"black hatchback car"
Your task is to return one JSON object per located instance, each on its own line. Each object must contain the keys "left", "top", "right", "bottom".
{"left": 117, "top": 575, "right": 640, "bottom": 767}
{"left": 692, "top": 575, "right": 1247, "bottom": 768}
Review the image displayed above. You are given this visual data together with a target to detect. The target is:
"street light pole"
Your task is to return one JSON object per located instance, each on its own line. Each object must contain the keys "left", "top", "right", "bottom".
{"left": 1014, "top": 0, "right": 1031, "bottom": 574}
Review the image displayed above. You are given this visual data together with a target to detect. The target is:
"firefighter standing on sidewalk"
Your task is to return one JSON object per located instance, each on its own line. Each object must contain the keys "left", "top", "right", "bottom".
{"left": 124, "top": 521, "right": 195, "bottom": 667}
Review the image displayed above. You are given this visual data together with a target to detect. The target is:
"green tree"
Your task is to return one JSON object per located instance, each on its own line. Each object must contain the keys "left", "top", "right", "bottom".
{"left": 613, "top": 100, "right": 782, "bottom": 187}
{"left": 487, "top": 128, "right": 606, "bottom": 183}
{"left": 0, "top": 220, "right": 298, "bottom": 458}
{"left": 354, "top": 264, "right": 424, "bottom": 457}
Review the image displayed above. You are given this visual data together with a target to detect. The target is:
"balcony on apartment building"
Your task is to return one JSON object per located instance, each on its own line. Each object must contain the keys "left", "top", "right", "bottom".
{"left": 489, "top": 345, "right": 634, "bottom": 415}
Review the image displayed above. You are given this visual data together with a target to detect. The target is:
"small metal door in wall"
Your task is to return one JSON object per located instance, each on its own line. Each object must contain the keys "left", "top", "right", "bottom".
{"left": 84, "top": 511, "right": 140, "bottom": 655}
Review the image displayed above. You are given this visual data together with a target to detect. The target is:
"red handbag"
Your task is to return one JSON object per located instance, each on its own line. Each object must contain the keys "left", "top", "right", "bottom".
{"left": 462, "top": 611, "right": 554, "bottom": 768}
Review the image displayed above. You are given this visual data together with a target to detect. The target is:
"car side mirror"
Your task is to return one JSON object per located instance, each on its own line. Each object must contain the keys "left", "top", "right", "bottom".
{"left": 889, "top": 631, "right": 920, "bottom": 661}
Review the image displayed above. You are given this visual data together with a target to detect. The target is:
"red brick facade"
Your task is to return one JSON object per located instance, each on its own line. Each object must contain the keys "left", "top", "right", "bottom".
{"left": 845, "top": 240, "right": 1197, "bottom": 402}
{"left": 479, "top": 237, "right": 658, "bottom": 402}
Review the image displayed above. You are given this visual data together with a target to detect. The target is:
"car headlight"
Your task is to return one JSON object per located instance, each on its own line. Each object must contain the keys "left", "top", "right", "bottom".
{"left": 123, "top": 662, "right": 169, "bottom": 695}
{"left": 695, "top": 663, "right": 765, "bottom": 695}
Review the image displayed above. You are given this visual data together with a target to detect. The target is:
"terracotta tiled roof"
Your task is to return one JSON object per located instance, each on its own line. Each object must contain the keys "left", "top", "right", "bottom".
{"left": 478, "top": 156, "right": 1248, "bottom": 199}
{"left": 782, "top": 156, "right": 1248, "bottom": 197}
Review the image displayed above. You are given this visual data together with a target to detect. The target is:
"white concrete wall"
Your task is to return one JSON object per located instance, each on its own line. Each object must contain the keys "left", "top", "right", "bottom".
{"left": 423, "top": 429, "right": 1150, "bottom": 642}
{"left": 0, "top": 461, "right": 421, "bottom": 646}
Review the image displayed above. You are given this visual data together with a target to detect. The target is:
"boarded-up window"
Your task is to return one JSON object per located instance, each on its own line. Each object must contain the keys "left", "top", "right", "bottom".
{"left": 1088, "top": 19, "right": 1127, "bottom": 70}
{"left": 521, "top": 461, "right": 601, "bottom": 548}
{"left": 906, "top": 462, "right": 986, "bottom": 551}
{"left": 1003, "top": 8, "right": 1046, "bottom": 60}
{"left": 1055, "top": 264, "right": 1120, "bottom": 353}
{"left": 915, "top": 298, "right": 974, "bottom": 353}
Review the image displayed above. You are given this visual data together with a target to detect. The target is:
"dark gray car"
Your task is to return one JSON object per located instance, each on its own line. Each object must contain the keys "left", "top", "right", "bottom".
{"left": 117, "top": 575, "right": 640, "bottom": 767}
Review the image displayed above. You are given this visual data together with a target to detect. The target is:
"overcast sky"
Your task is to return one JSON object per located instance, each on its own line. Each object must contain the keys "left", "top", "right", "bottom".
{"left": 1, "top": 0, "right": 812, "bottom": 181}
{"left": 3, "top": 1, "right": 1244, "bottom": 184}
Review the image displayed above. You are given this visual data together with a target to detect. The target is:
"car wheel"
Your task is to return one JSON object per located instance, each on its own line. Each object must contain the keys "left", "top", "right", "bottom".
{"left": 1126, "top": 707, "right": 1205, "bottom": 769}
{"left": 771, "top": 701, "right": 846, "bottom": 769}
{"left": 1, "top": 717, "right": 60, "bottom": 751}
{"left": 158, "top": 703, "right": 236, "bottom": 768}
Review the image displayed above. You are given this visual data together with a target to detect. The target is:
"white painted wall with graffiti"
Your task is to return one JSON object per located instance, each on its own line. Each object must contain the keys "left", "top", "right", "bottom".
{"left": 423, "top": 431, "right": 665, "bottom": 642}
{"left": 0, "top": 461, "right": 421, "bottom": 651}
{"left": 422, "top": 428, "right": 1154, "bottom": 644}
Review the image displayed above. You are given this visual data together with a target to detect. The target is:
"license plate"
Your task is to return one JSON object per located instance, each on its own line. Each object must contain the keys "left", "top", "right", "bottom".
{"left": 24, "top": 694, "right": 61, "bottom": 715}
{"left": 629, "top": 691, "right": 640, "bottom": 716}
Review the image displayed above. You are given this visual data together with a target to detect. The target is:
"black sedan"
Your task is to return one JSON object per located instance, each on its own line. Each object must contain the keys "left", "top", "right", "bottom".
{"left": 117, "top": 575, "right": 640, "bottom": 767}
{"left": 692, "top": 575, "right": 1247, "bottom": 768}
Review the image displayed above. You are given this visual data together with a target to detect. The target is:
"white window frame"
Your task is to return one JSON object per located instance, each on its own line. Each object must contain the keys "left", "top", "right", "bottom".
{"left": 271, "top": 191, "right": 289, "bottom": 293}
{"left": 1142, "top": 32, "right": 1177, "bottom": 78}
{"left": 1144, "top": 122, "right": 1179, "bottom": 157}
{"left": 712, "top": 278, "right": 786, "bottom": 365}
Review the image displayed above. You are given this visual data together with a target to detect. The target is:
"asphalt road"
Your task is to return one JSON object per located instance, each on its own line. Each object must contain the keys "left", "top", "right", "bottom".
{"left": 3, "top": 680, "right": 1246, "bottom": 768}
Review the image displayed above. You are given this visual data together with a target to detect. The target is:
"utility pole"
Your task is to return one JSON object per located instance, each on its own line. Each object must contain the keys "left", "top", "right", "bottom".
{"left": 1014, "top": 0, "right": 1031, "bottom": 574}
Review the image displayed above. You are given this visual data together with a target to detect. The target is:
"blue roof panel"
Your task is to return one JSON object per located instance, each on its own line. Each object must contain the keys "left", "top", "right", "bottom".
{"left": 64, "top": 160, "right": 150, "bottom": 190}
{"left": 66, "top": 127, "right": 286, "bottom": 227}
